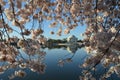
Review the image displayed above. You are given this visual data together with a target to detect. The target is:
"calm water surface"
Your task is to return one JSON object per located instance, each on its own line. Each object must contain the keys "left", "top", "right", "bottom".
{"left": 0, "top": 46, "right": 120, "bottom": 80}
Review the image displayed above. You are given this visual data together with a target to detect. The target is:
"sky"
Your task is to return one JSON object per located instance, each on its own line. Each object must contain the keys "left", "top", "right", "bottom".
{"left": 42, "top": 21, "right": 86, "bottom": 40}
{"left": 3, "top": 0, "right": 87, "bottom": 40}
{"left": 25, "top": 19, "right": 87, "bottom": 40}
{"left": 9, "top": 19, "right": 86, "bottom": 40}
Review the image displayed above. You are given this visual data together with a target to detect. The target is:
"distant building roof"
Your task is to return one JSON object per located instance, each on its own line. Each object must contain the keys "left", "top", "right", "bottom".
{"left": 67, "top": 35, "right": 78, "bottom": 42}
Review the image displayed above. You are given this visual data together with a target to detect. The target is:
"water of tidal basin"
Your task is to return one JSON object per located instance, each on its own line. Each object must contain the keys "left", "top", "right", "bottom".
{"left": 0, "top": 47, "right": 120, "bottom": 80}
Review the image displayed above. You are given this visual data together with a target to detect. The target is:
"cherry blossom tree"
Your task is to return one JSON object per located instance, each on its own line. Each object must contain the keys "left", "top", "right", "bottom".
{"left": 0, "top": 0, "right": 120, "bottom": 79}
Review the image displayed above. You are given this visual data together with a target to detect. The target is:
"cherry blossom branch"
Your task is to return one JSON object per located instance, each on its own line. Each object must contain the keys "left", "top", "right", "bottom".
{"left": 10, "top": 0, "right": 25, "bottom": 40}
{"left": 83, "top": 26, "right": 120, "bottom": 74}
{"left": 0, "top": 4, "right": 10, "bottom": 39}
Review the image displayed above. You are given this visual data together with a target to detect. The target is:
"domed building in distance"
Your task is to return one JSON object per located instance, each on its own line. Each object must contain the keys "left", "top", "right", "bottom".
{"left": 67, "top": 35, "right": 78, "bottom": 44}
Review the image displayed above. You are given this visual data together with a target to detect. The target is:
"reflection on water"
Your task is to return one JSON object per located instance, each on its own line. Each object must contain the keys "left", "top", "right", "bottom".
{"left": 0, "top": 44, "right": 120, "bottom": 80}
{"left": 67, "top": 45, "right": 78, "bottom": 53}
